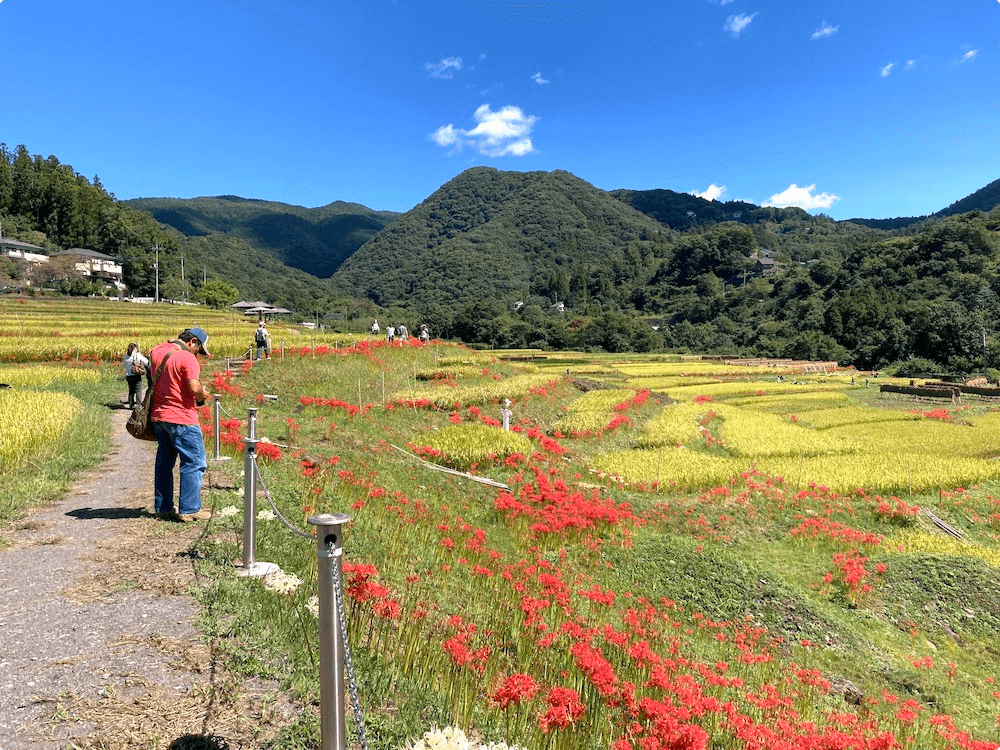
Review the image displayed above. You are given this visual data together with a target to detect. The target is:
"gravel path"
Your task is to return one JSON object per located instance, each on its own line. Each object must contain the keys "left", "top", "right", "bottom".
{"left": 0, "top": 409, "right": 286, "bottom": 750}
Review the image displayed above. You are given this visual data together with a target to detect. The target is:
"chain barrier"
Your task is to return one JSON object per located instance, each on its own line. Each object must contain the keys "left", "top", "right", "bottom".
{"left": 217, "top": 401, "right": 240, "bottom": 420}
{"left": 251, "top": 452, "right": 315, "bottom": 541}
{"left": 250, "top": 452, "right": 370, "bottom": 748}
{"left": 332, "top": 546, "right": 370, "bottom": 750}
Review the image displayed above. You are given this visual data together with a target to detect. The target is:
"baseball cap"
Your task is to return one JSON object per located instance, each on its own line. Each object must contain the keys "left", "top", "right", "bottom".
{"left": 186, "top": 327, "right": 210, "bottom": 356}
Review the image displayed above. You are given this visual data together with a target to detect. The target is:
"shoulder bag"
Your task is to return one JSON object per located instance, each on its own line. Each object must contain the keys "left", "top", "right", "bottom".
{"left": 126, "top": 344, "right": 181, "bottom": 441}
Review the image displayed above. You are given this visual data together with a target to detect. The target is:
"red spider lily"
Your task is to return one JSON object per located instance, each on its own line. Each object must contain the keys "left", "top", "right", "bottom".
{"left": 539, "top": 686, "right": 585, "bottom": 732}
{"left": 256, "top": 441, "right": 282, "bottom": 461}
{"left": 491, "top": 672, "right": 540, "bottom": 709}
{"left": 788, "top": 517, "right": 883, "bottom": 548}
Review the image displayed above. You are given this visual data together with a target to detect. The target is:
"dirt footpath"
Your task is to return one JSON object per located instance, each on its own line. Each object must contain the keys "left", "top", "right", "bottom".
{"left": 0, "top": 409, "right": 289, "bottom": 750}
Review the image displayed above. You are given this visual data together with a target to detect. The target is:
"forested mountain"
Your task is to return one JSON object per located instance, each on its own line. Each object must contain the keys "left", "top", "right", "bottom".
{"left": 331, "top": 167, "right": 674, "bottom": 310}
{"left": 4, "top": 141, "right": 1000, "bottom": 373}
{"left": 843, "top": 178, "right": 1000, "bottom": 230}
{"left": 609, "top": 188, "right": 763, "bottom": 229}
{"left": 0, "top": 143, "right": 342, "bottom": 313}
{"left": 934, "top": 178, "right": 1000, "bottom": 219}
{"left": 124, "top": 195, "right": 398, "bottom": 279}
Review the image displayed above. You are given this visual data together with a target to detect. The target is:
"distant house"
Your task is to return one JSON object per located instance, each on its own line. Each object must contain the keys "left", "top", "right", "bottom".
{"left": 1, "top": 237, "right": 49, "bottom": 265}
{"left": 512, "top": 300, "right": 524, "bottom": 311}
{"left": 756, "top": 257, "right": 780, "bottom": 276}
{"left": 54, "top": 248, "right": 125, "bottom": 290}
{"left": 549, "top": 301, "right": 565, "bottom": 313}
{"left": 1, "top": 240, "right": 125, "bottom": 290}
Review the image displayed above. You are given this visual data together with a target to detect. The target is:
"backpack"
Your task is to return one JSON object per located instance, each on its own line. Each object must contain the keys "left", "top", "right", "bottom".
{"left": 255, "top": 328, "right": 267, "bottom": 345}
{"left": 131, "top": 356, "right": 147, "bottom": 377}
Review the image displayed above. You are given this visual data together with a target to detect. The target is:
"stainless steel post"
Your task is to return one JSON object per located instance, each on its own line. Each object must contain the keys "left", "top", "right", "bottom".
{"left": 242, "top": 407, "right": 258, "bottom": 571}
{"left": 236, "top": 406, "right": 278, "bottom": 577}
{"left": 308, "top": 513, "right": 353, "bottom": 750}
{"left": 212, "top": 395, "right": 222, "bottom": 460}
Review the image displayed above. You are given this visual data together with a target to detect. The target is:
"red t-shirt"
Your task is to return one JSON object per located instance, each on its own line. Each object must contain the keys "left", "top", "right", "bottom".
{"left": 149, "top": 341, "right": 201, "bottom": 425}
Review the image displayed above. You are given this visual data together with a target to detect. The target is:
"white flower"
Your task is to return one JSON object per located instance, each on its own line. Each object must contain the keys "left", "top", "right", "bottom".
{"left": 262, "top": 571, "right": 303, "bottom": 595}
{"left": 257, "top": 509, "right": 276, "bottom": 521}
{"left": 403, "top": 727, "right": 527, "bottom": 750}
{"left": 218, "top": 505, "right": 240, "bottom": 518}
{"left": 306, "top": 595, "right": 319, "bottom": 618}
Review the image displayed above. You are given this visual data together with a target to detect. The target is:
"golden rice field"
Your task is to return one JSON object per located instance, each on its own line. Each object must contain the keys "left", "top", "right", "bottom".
{"left": 5, "top": 296, "right": 999, "bottom": 496}
{"left": 393, "top": 373, "right": 557, "bottom": 408}
{"left": 552, "top": 388, "right": 635, "bottom": 434}
{"left": 0, "top": 389, "right": 82, "bottom": 469}
{"left": 412, "top": 423, "right": 533, "bottom": 469}
{"left": 0, "top": 297, "right": 366, "bottom": 363}
{"left": 635, "top": 401, "right": 709, "bottom": 448}
{"left": 582, "top": 371, "right": 1000, "bottom": 493}
{"left": 0, "top": 364, "right": 102, "bottom": 387}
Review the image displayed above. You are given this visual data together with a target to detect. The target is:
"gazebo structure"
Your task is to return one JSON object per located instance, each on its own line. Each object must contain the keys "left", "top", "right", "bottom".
{"left": 233, "top": 301, "right": 277, "bottom": 321}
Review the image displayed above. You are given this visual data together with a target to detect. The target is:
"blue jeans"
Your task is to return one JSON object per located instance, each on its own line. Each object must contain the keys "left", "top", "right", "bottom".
{"left": 152, "top": 422, "right": 207, "bottom": 515}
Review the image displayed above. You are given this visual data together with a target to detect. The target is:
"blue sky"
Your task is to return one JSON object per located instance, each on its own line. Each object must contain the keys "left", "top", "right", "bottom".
{"left": 1, "top": 0, "right": 996, "bottom": 220}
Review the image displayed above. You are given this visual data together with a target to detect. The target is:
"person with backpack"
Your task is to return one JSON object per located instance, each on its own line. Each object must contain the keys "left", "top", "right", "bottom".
{"left": 123, "top": 342, "right": 151, "bottom": 410}
{"left": 254, "top": 321, "right": 272, "bottom": 360}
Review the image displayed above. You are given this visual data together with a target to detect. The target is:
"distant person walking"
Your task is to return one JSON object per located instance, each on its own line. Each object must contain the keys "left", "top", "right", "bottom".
{"left": 419, "top": 324, "right": 430, "bottom": 343}
{"left": 254, "top": 321, "right": 272, "bottom": 360}
{"left": 397, "top": 324, "right": 408, "bottom": 342}
{"left": 150, "top": 328, "right": 212, "bottom": 522}
{"left": 123, "top": 342, "right": 151, "bottom": 410}
{"left": 371, "top": 319, "right": 380, "bottom": 335}
{"left": 387, "top": 325, "right": 395, "bottom": 343}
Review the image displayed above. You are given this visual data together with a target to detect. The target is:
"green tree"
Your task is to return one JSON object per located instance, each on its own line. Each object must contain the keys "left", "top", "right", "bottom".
{"left": 194, "top": 279, "right": 240, "bottom": 308}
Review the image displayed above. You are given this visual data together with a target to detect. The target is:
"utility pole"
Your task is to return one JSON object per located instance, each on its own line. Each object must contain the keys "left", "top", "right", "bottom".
{"left": 154, "top": 244, "right": 160, "bottom": 303}
{"left": 180, "top": 255, "right": 186, "bottom": 301}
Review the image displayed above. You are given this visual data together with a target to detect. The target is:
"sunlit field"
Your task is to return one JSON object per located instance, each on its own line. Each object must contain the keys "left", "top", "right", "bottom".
{"left": 4, "top": 298, "right": 1000, "bottom": 750}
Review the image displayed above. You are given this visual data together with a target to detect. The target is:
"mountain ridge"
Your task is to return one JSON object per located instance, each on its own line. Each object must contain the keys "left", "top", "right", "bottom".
{"left": 124, "top": 195, "right": 399, "bottom": 278}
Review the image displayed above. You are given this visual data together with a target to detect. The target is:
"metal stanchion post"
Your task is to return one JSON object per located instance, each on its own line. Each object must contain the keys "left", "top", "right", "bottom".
{"left": 236, "top": 407, "right": 278, "bottom": 577}
{"left": 212, "top": 395, "right": 230, "bottom": 462}
{"left": 500, "top": 398, "right": 512, "bottom": 431}
{"left": 308, "top": 513, "right": 353, "bottom": 750}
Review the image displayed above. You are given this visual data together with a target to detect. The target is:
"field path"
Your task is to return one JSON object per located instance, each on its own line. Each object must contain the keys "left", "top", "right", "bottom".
{"left": 0, "top": 408, "right": 284, "bottom": 749}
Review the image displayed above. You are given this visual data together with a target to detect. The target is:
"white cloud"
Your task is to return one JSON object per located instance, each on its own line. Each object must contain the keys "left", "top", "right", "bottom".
{"left": 811, "top": 22, "right": 838, "bottom": 40}
{"left": 425, "top": 56, "right": 463, "bottom": 79}
{"left": 719, "top": 0, "right": 735, "bottom": 4}
{"left": 880, "top": 62, "right": 895, "bottom": 77}
{"left": 960, "top": 49, "right": 977, "bottom": 63}
{"left": 905, "top": 59, "right": 916, "bottom": 69}
{"left": 691, "top": 183, "right": 726, "bottom": 201}
{"left": 763, "top": 184, "right": 839, "bottom": 210}
{"left": 532, "top": 72, "right": 550, "bottom": 85}
{"left": 431, "top": 104, "right": 538, "bottom": 157}
{"left": 724, "top": 13, "right": 757, "bottom": 38}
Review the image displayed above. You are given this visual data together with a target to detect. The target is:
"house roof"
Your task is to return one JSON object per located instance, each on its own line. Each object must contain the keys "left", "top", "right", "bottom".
{"left": 0, "top": 238, "right": 46, "bottom": 252}
{"left": 55, "top": 248, "right": 119, "bottom": 261}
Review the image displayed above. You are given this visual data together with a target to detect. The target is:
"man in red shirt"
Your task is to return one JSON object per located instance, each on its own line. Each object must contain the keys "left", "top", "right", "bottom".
{"left": 150, "top": 327, "right": 212, "bottom": 522}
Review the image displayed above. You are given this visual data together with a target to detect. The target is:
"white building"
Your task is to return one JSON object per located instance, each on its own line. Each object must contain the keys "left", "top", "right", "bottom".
{"left": 1, "top": 239, "right": 125, "bottom": 290}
